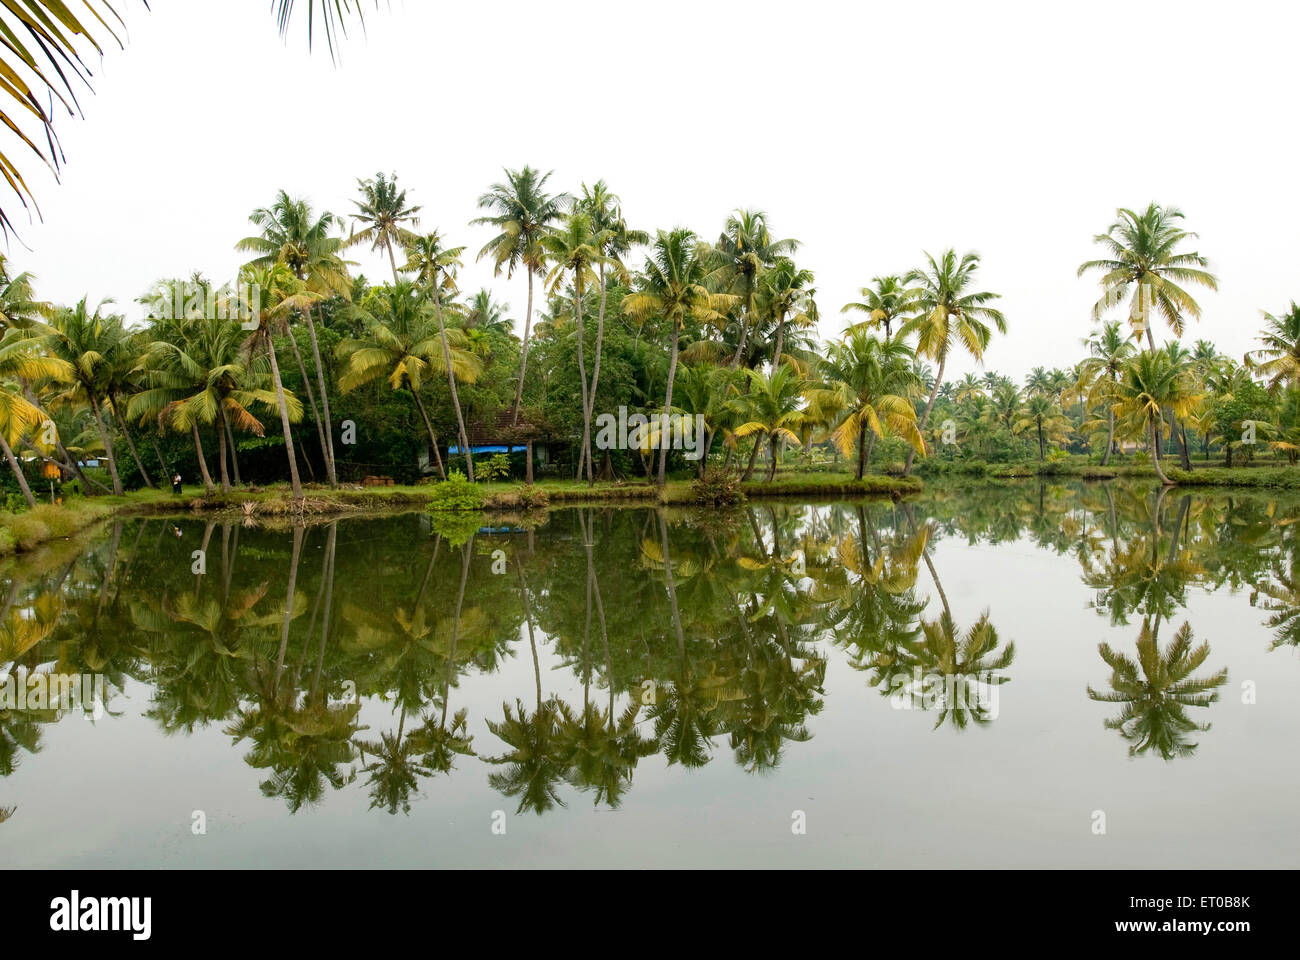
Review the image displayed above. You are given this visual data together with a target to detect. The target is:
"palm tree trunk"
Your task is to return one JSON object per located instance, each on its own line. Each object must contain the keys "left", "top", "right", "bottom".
{"left": 657, "top": 322, "right": 680, "bottom": 486}
{"left": 385, "top": 236, "right": 401, "bottom": 286}
{"left": 765, "top": 435, "right": 778, "bottom": 482}
{"left": 904, "top": 353, "right": 946, "bottom": 477}
{"left": 1176, "top": 419, "right": 1192, "bottom": 470}
{"left": 1150, "top": 417, "right": 1172, "bottom": 485}
{"left": 584, "top": 264, "right": 610, "bottom": 486}
{"left": 856, "top": 423, "right": 867, "bottom": 480}
{"left": 431, "top": 293, "right": 474, "bottom": 482}
{"left": 410, "top": 390, "right": 446, "bottom": 480}
{"left": 303, "top": 307, "right": 338, "bottom": 488}
{"left": 511, "top": 267, "right": 536, "bottom": 427}
{"left": 284, "top": 332, "right": 326, "bottom": 481}
{"left": 730, "top": 279, "right": 755, "bottom": 369}
{"left": 224, "top": 414, "right": 242, "bottom": 485}
{"left": 110, "top": 400, "right": 155, "bottom": 488}
{"left": 191, "top": 422, "right": 215, "bottom": 493}
{"left": 773, "top": 311, "right": 786, "bottom": 369}
{"left": 1101, "top": 406, "right": 1115, "bottom": 466}
{"left": 215, "top": 406, "right": 231, "bottom": 493}
{"left": 574, "top": 281, "right": 591, "bottom": 484}
{"left": 741, "top": 436, "right": 762, "bottom": 482}
{"left": 266, "top": 336, "right": 303, "bottom": 498}
{"left": 0, "top": 429, "right": 35, "bottom": 508}
{"left": 89, "top": 396, "right": 123, "bottom": 495}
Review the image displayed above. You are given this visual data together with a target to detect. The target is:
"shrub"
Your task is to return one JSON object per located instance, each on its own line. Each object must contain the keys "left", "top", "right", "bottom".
{"left": 426, "top": 470, "right": 485, "bottom": 512}
{"left": 516, "top": 484, "right": 549, "bottom": 509}
{"left": 692, "top": 468, "right": 745, "bottom": 507}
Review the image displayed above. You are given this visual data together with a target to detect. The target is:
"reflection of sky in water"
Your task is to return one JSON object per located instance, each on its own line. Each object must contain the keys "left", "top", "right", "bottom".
{"left": 3, "top": 483, "right": 1298, "bottom": 867}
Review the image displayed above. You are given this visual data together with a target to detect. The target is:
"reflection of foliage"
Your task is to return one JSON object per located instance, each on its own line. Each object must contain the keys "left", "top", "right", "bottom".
{"left": 561, "top": 701, "right": 655, "bottom": 808}
{"left": 485, "top": 698, "right": 574, "bottom": 815}
{"left": 427, "top": 509, "right": 484, "bottom": 547}
{"left": 1087, "top": 619, "right": 1227, "bottom": 760}
{"left": 892, "top": 611, "right": 1014, "bottom": 729}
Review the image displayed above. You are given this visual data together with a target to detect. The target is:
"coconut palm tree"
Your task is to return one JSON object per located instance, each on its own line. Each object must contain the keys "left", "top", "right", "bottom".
{"left": 402, "top": 232, "right": 480, "bottom": 481}
{"left": 237, "top": 190, "right": 352, "bottom": 487}
{"left": 1246, "top": 302, "right": 1300, "bottom": 391}
{"left": 471, "top": 167, "right": 570, "bottom": 426}
{"left": 707, "top": 210, "right": 799, "bottom": 369}
{"left": 241, "top": 263, "right": 317, "bottom": 498}
{"left": 624, "top": 228, "right": 737, "bottom": 485}
{"left": 808, "top": 328, "right": 923, "bottom": 478}
{"left": 1078, "top": 202, "right": 1219, "bottom": 350}
{"left": 575, "top": 181, "right": 647, "bottom": 482}
{"left": 541, "top": 211, "right": 608, "bottom": 484}
{"left": 460, "top": 289, "right": 512, "bottom": 334}
{"left": 45, "top": 299, "right": 134, "bottom": 494}
{"left": 1111, "top": 349, "right": 1199, "bottom": 484}
{"left": 1076, "top": 320, "right": 1136, "bottom": 465}
{"left": 841, "top": 275, "right": 912, "bottom": 340}
{"left": 760, "top": 257, "right": 817, "bottom": 369}
{"left": 1013, "top": 394, "right": 1070, "bottom": 461}
{"left": 898, "top": 249, "right": 1006, "bottom": 476}
{"left": 0, "top": 329, "right": 70, "bottom": 506}
{"left": 733, "top": 365, "right": 806, "bottom": 483}
{"left": 349, "top": 171, "right": 421, "bottom": 284}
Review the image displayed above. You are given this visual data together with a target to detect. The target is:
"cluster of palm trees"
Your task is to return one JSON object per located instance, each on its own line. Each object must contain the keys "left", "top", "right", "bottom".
{"left": 3, "top": 187, "right": 1296, "bottom": 507}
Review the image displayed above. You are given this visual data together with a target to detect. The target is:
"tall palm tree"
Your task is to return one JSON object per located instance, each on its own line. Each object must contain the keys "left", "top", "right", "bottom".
{"left": 898, "top": 249, "right": 1006, "bottom": 476}
{"left": 624, "top": 229, "right": 737, "bottom": 485}
{"left": 542, "top": 211, "right": 607, "bottom": 484}
{"left": 841, "top": 275, "right": 911, "bottom": 340}
{"left": 237, "top": 190, "right": 352, "bottom": 487}
{"left": 460, "top": 289, "right": 512, "bottom": 334}
{"left": 471, "top": 167, "right": 570, "bottom": 426}
{"left": 0, "top": 329, "right": 70, "bottom": 506}
{"left": 402, "top": 233, "right": 479, "bottom": 481}
{"left": 1078, "top": 202, "right": 1219, "bottom": 350}
{"left": 241, "top": 263, "right": 316, "bottom": 498}
{"left": 576, "top": 181, "right": 647, "bottom": 481}
{"left": 708, "top": 210, "right": 799, "bottom": 369}
{"left": 1111, "top": 349, "right": 1199, "bottom": 484}
{"left": 349, "top": 171, "right": 421, "bottom": 284}
{"left": 1076, "top": 320, "right": 1136, "bottom": 465}
{"left": 808, "top": 329, "right": 923, "bottom": 478}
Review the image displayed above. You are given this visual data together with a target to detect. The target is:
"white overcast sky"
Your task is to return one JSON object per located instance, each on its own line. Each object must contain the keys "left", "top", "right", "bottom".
{"left": 14, "top": 0, "right": 1300, "bottom": 382}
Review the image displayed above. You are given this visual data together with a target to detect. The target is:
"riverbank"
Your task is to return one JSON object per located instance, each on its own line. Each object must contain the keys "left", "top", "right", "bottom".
{"left": 918, "top": 459, "right": 1300, "bottom": 487}
{"left": 0, "top": 472, "right": 923, "bottom": 557}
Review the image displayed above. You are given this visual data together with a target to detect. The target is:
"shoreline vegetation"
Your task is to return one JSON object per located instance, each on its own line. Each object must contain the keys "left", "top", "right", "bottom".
{"left": 9, "top": 459, "right": 1300, "bottom": 558}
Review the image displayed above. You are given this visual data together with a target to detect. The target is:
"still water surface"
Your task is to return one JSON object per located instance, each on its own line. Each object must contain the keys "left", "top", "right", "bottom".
{"left": 2, "top": 480, "right": 1297, "bottom": 867}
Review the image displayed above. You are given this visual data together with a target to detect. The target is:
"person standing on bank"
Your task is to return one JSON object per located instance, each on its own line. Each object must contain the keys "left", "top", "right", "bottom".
{"left": 172, "top": 472, "right": 182, "bottom": 495}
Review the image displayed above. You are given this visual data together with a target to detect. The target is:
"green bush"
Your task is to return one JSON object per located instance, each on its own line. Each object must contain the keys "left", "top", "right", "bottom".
{"left": 426, "top": 470, "right": 485, "bottom": 511}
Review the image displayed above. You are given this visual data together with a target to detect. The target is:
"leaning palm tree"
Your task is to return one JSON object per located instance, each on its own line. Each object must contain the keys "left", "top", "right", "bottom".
{"left": 402, "top": 233, "right": 480, "bottom": 481}
{"left": 841, "top": 275, "right": 912, "bottom": 340}
{"left": 898, "top": 249, "right": 1006, "bottom": 476}
{"left": 471, "top": 167, "right": 570, "bottom": 425}
{"left": 1111, "top": 349, "right": 1199, "bottom": 484}
{"left": 0, "top": 329, "right": 71, "bottom": 507}
{"left": 1078, "top": 202, "right": 1219, "bottom": 350}
{"left": 1246, "top": 302, "right": 1300, "bottom": 392}
{"left": 349, "top": 171, "right": 421, "bottom": 284}
{"left": 808, "top": 328, "right": 924, "bottom": 478}
{"left": 624, "top": 229, "right": 737, "bottom": 485}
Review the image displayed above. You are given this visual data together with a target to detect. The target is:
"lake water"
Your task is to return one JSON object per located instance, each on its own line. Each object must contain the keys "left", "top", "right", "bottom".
{"left": 2, "top": 480, "right": 1297, "bottom": 868}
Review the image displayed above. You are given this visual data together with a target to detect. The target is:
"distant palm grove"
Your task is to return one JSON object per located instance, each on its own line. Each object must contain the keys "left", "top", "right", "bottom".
{"left": 1, "top": 174, "right": 1297, "bottom": 509}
